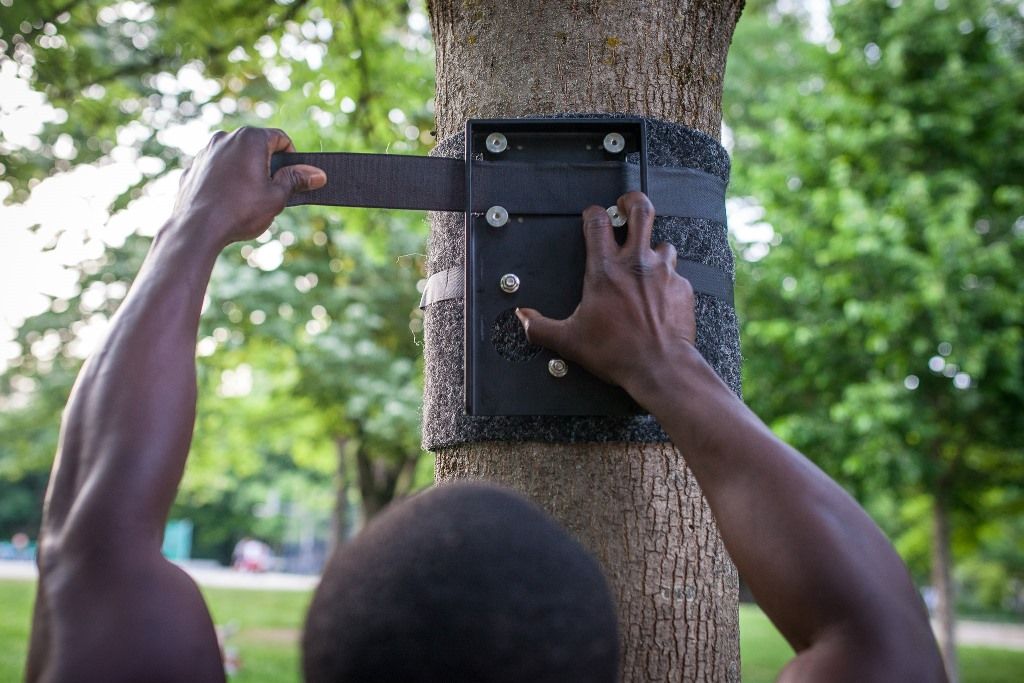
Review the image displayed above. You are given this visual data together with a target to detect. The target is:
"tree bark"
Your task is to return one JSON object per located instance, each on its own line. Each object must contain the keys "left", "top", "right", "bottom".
{"left": 331, "top": 436, "right": 351, "bottom": 546}
{"left": 354, "top": 446, "right": 404, "bottom": 519}
{"left": 932, "top": 488, "right": 959, "bottom": 683}
{"left": 427, "top": 2, "right": 744, "bottom": 680}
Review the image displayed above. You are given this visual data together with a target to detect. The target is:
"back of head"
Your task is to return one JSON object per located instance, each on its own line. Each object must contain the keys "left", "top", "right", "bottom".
{"left": 302, "top": 482, "right": 619, "bottom": 683}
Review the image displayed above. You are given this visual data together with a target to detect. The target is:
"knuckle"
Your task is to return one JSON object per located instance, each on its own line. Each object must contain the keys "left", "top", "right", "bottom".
{"left": 583, "top": 214, "right": 611, "bottom": 232}
{"left": 283, "top": 167, "right": 303, "bottom": 189}
{"left": 588, "top": 256, "right": 612, "bottom": 277}
{"left": 628, "top": 256, "right": 655, "bottom": 277}
{"left": 631, "top": 203, "right": 654, "bottom": 223}
{"left": 676, "top": 274, "right": 695, "bottom": 296}
{"left": 582, "top": 206, "right": 611, "bottom": 227}
{"left": 656, "top": 242, "right": 678, "bottom": 265}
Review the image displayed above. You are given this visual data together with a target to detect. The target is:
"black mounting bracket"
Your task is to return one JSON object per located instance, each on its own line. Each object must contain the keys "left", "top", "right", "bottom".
{"left": 271, "top": 116, "right": 732, "bottom": 418}
{"left": 464, "top": 118, "right": 648, "bottom": 416}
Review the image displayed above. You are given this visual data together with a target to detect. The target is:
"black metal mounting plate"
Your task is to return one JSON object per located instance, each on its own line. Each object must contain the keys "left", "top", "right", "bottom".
{"left": 465, "top": 118, "right": 648, "bottom": 416}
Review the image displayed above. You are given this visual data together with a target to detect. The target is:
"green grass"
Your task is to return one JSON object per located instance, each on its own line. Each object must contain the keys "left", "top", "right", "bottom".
{"left": 739, "top": 604, "right": 1024, "bottom": 683}
{"left": 0, "top": 580, "right": 36, "bottom": 679}
{"left": 0, "top": 579, "right": 308, "bottom": 683}
{"left": 3, "top": 579, "right": 1023, "bottom": 682}
{"left": 204, "top": 585, "right": 311, "bottom": 682}
{"left": 739, "top": 604, "right": 794, "bottom": 681}
{"left": 960, "top": 647, "right": 1024, "bottom": 683}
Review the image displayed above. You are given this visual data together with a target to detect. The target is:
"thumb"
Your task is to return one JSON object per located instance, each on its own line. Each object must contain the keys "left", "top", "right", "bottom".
{"left": 271, "top": 164, "right": 327, "bottom": 198}
{"left": 516, "top": 307, "right": 567, "bottom": 353}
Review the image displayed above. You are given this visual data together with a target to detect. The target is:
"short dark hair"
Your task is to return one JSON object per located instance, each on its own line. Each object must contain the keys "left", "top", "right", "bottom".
{"left": 302, "top": 482, "right": 619, "bottom": 682}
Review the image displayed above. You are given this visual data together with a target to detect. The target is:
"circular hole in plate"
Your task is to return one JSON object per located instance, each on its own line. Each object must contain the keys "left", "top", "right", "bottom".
{"left": 491, "top": 308, "right": 542, "bottom": 363}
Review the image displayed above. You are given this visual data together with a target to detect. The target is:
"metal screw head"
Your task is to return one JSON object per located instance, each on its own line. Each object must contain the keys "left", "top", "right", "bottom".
{"left": 607, "top": 205, "right": 626, "bottom": 227}
{"left": 602, "top": 132, "right": 625, "bottom": 153}
{"left": 499, "top": 273, "right": 520, "bottom": 294}
{"left": 548, "top": 358, "right": 568, "bottom": 378}
{"left": 485, "top": 205, "right": 509, "bottom": 227}
{"left": 486, "top": 132, "right": 508, "bottom": 153}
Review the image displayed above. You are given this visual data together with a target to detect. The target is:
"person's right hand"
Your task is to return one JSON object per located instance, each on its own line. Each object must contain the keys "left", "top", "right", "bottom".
{"left": 515, "top": 191, "right": 698, "bottom": 398}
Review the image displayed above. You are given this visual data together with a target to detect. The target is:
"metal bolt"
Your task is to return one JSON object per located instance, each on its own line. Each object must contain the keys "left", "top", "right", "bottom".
{"left": 548, "top": 358, "right": 568, "bottom": 378}
{"left": 602, "top": 132, "right": 625, "bottom": 153}
{"left": 607, "top": 205, "right": 626, "bottom": 227}
{"left": 499, "top": 273, "right": 520, "bottom": 294}
{"left": 485, "top": 205, "right": 509, "bottom": 227}
{"left": 486, "top": 132, "right": 508, "bottom": 153}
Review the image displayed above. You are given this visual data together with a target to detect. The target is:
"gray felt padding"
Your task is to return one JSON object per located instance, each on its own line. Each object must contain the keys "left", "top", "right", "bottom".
{"left": 422, "top": 113, "right": 741, "bottom": 451}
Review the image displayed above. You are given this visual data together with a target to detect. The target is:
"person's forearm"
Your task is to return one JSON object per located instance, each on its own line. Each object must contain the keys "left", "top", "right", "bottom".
{"left": 27, "top": 128, "right": 320, "bottom": 683}
{"left": 629, "top": 344, "right": 933, "bottom": 652}
{"left": 40, "top": 218, "right": 220, "bottom": 559}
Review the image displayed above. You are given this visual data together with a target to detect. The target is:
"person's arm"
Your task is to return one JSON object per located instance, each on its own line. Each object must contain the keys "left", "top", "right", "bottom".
{"left": 517, "top": 192, "right": 947, "bottom": 683}
{"left": 26, "top": 127, "right": 325, "bottom": 683}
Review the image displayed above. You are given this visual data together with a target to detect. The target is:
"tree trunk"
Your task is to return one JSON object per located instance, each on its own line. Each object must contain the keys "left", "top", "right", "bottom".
{"left": 932, "top": 488, "right": 959, "bottom": 683}
{"left": 331, "top": 436, "right": 351, "bottom": 546}
{"left": 354, "top": 446, "right": 402, "bottom": 519}
{"left": 427, "top": 2, "right": 744, "bottom": 680}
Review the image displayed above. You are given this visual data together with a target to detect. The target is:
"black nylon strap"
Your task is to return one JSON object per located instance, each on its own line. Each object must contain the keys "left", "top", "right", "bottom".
{"left": 676, "top": 260, "right": 734, "bottom": 306}
{"left": 273, "top": 153, "right": 465, "bottom": 212}
{"left": 272, "top": 152, "right": 727, "bottom": 223}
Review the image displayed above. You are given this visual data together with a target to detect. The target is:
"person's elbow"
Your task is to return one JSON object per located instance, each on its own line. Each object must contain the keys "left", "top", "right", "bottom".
{"left": 831, "top": 608, "right": 947, "bottom": 683}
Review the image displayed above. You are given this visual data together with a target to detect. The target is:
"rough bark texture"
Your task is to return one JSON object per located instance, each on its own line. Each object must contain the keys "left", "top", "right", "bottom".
{"left": 427, "top": 1, "right": 744, "bottom": 680}
{"left": 933, "top": 490, "right": 959, "bottom": 683}
{"left": 429, "top": 0, "right": 742, "bottom": 141}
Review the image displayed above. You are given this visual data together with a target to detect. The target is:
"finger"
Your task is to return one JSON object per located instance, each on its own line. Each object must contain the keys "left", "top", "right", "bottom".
{"left": 618, "top": 191, "right": 655, "bottom": 254}
{"left": 654, "top": 241, "right": 677, "bottom": 268}
{"left": 515, "top": 307, "right": 567, "bottom": 354}
{"left": 581, "top": 205, "right": 614, "bottom": 272}
{"left": 264, "top": 128, "right": 296, "bottom": 154}
{"left": 271, "top": 164, "right": 327, "bottom": 199}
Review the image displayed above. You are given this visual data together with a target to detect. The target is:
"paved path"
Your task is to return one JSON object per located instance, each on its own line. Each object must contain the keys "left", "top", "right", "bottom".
{"left": 942, "top": 619, "right": 1024, "bottom": 651}
{"left": 0, "top": 559, "right": 318, "bottom": 591}
{"left": 3, "top": 560, "right": 1022, "bottom": 650}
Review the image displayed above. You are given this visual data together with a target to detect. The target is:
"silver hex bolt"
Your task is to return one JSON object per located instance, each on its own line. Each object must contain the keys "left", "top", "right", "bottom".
{"left": 602, "top": 132, "right": 625, "bottom": 153}
{"left": 486, "top": 132, "right": 508, "bottom": 153}
{"left": 486, "top": 205, "right": 509, "bottom": 227}
{"left": 499, "top": 273, "right": 520, "bottom": 294}
{"left": 607, "top": 205, "right": 626, "bottom": 227}
{"left": 548, "top": 358, "right": 568, "bottom": 378}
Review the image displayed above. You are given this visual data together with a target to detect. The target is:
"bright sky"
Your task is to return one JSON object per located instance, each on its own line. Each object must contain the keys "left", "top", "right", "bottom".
{"left": 0, "top": 0, "right": 830, "bottom": 374}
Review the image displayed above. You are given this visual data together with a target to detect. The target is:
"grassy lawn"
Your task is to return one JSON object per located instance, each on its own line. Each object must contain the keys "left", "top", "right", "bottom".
{"left": 739, "top": 604, "right": 1024, "bottom": 683}
{"left": 3, "top": 579, "right": 1022, "bottom": 682}
{"left": 0, "top": 579, "right": 308, "bottom": 683}
{"left": 739, "top": 604, "right": 793, "bottom": 681}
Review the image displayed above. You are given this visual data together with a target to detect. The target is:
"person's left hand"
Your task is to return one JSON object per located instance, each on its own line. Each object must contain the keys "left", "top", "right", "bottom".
{"left": 171, "top": 126, "right": 326, "bottom": 247}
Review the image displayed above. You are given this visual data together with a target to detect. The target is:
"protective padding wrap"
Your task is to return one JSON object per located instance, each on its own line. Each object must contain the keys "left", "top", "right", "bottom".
{"left": 422, "top": 113, "right": 741, "bottom": 451}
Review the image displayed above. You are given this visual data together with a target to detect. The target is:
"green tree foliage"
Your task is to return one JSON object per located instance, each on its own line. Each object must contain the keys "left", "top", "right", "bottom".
{"left": 0, "top": 0, "right": 436, "bottom": 549}
{"left": 725, "top": 0, "right": 1024, "bottom": 622}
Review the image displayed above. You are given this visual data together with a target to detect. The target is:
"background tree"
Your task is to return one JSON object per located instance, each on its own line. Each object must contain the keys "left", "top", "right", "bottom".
{"left": 0, "top": 0, "right": 437, "bottom": 548}
{"left": 427, "top": 1, "right": 745, "bottom": 679}
{"left": 724, "top": 1, "right": 1024, "bottom": 679}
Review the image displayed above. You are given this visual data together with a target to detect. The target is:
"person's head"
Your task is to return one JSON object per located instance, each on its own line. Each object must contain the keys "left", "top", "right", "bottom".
{"left": 302, "top": 482, "right": 619, "bottom": 682}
